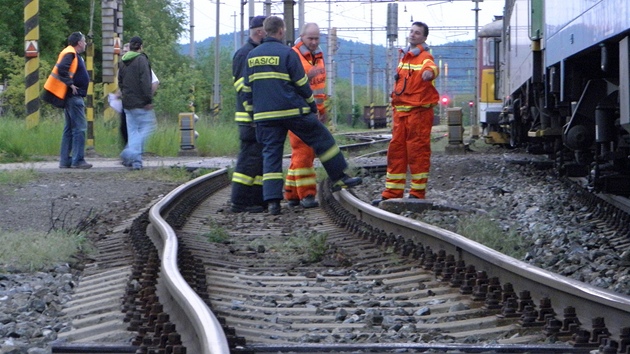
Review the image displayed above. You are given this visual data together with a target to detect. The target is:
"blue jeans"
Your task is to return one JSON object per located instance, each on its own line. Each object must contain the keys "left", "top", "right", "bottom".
{"left": 59, "top": 95, "right": 87, "bottom": 167}
{"left": 120, "top": 108, "right": 156, "bottom": 168}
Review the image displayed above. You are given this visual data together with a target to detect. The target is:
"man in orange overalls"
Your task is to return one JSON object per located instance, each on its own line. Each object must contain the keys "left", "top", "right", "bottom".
{"left": 373, "top": 22, "right": 439, "bottom": 205}
{"left": 284, "top": 23, "right": 328, "bottom": 208}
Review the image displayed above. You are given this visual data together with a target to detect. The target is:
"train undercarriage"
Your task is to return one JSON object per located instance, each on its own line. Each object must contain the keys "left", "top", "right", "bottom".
{"left": 497, "top": 38, "right": 630, "bottom": 196}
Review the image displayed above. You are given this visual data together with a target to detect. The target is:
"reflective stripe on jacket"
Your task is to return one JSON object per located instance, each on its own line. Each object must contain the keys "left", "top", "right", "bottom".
{"left": 391, "top": 44, "right": 439, "bottom": 112}
{"left": 44, "top": 46, "right": 78, "bottom": 100}
{"left": 233, "top": 38, "right": 259, "bottom": 123}
{"left": 243, "top": 37, "right": 317, "bottom": 121}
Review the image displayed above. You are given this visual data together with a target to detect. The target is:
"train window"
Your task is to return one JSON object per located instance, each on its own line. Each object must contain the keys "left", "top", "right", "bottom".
{"left": 483, "top": 38, "right": 495, "bottom": 67}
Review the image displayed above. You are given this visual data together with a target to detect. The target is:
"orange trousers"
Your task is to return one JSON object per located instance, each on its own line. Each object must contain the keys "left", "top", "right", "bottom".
{"left": 382, "top": 108, "right": 433, "bottom": 199}
{"left": 284, "top": 131, "right": 317, "bottom": 201}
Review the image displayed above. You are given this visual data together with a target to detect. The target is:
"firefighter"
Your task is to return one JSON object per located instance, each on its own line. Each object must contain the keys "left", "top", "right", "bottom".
{"left": 284, "top": 23, "right": 327, "bottom": 209}
{"left": 230, "top": 15, "right": 267, "bottom": 213}
{"left": 373, "top": 22, "right": 439, "bottom": 205}
{"left": 242, "top": 16, "right": 362, "bottom": 215}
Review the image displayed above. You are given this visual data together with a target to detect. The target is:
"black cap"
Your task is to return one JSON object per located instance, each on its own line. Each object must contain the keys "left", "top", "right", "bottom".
{"left": 249, "top": 16, "right": 266, "bottom": 29}
{"left": 129, "top": 36, "right": 143, "bottom": 46}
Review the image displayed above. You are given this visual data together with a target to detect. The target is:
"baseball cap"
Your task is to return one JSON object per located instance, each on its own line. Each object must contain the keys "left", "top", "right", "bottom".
{"left": 129, "top": 36, "right": 143, "bottom": 46}
{"left": 249, "top": 16, "right": 266, "bottom": 29}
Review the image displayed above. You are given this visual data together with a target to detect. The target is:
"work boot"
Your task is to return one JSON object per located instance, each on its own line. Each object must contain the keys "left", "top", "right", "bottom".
{"left": 268, "top": 200, "right": 281, "bottom": 215}
{"left": 287, "top": 199, "right": 300, "bottom": 207}
{"left": 371, "top": 197, "right": 387, "bottom": 206}
{"left": 332, "top": 175, "right": 363, "bottom": 191}
{"left": 300, "top": 195, "right": 319, "bottom": 208}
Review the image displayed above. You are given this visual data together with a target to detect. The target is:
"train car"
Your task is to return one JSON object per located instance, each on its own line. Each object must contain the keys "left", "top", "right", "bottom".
{"left": 477, "top": 17, "right": 506, "bottom": 144}
{"left": 493, "top": 0, "right": 630, "bottom": 195}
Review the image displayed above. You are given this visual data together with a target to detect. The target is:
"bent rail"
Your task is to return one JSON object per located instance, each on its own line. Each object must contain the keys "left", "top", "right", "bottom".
{"left": 148, "top": 169, "right": 231, "bottom": 354}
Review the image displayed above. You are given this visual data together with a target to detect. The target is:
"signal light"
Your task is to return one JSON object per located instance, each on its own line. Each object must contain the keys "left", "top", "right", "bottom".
{"left": 469, "top": 100, "right": 474, "bottom": 107}
{"left": 441, "top": 96, "right": 449, "bottom": 106}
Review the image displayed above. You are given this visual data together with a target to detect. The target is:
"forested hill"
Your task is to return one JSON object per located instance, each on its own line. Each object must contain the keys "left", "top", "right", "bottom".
{"left": 182, "top": 34, "right": 475, "bottom": 97}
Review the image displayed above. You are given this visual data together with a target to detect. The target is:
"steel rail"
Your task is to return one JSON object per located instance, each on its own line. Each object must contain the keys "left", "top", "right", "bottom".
{"left": 148, "top": 168, "right": 231, "bottom": 354}
{"left": 334, "top": 188, "right": 630, "bottom": 340}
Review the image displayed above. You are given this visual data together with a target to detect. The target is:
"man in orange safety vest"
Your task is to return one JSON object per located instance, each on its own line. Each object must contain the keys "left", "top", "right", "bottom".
{"left": 284, "top": 22, "right": 328, "bottom": 209}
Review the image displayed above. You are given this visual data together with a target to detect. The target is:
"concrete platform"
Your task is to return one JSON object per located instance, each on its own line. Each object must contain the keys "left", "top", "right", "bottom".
{"left": 0, "top": 156, "right": 238, "bottom": 172}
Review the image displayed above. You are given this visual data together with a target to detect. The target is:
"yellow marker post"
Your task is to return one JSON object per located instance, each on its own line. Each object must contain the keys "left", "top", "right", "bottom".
{"left": 86, "top": 35, "right": 95, "bottom": 148}
{"left": 24, "top": 0, "right": 40, "bottom": 129}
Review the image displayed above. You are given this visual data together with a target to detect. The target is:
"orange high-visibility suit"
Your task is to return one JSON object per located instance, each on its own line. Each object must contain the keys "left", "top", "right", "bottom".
{"left": 382, "top": 43, "right": 439, "bottom": 200}
{"left": 284, "top": 40, "right": 327, "bottom": 202}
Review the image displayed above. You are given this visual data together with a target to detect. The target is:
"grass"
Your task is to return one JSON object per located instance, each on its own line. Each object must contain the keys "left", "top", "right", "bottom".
{"left": 0, "top": 229, "right": 91, "bottom": 273}
{"left": 0, "top": 169, "right": 39, "bottom": 185}
{"left": 121, "top": 166, "right": 215, "bottom": 184}
{"left": 203, "top": 220, "right": 231, "bottom": 243}
{"left": 0, "top": 112, "right": 388, "bottom": 164}
{"left": 0, "top": 113, "right": 241, "bottom": 162}
{"left": 456, "top": 213, "right": 526, "bottom": 259}
{"left": 249, "top": 230, "right": 329, "bottom": 264}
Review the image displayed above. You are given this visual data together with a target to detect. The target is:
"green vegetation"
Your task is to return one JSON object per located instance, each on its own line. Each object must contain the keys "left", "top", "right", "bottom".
{"left": 251, "top": 231, "right": 328, "bottom": 263}
{"left": 0, "top": 168, "right": 39, "bottom": 185}
{"left": 457, "top": 213, "right": 526, "bottom": 259}
{"left": 203, "top": 220, "right": 231, "bottom": 244}
{"left": 0, "top": 113, "right": 240, "bottom": 163}
{"left": 0, "top": 230, "right": 90, "bottom": 273}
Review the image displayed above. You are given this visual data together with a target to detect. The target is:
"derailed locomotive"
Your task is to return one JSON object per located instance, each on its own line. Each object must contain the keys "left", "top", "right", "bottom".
{"left": 481, "top": 0, "right": 630, "bottom": 195}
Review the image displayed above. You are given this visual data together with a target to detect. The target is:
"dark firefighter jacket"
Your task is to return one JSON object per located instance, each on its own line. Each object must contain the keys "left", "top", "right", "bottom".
{"left": 232, "top": 37, "right": 260, "bottom": 123}
{"left": 243, "top": 37, "right": 317, "bottom": 121}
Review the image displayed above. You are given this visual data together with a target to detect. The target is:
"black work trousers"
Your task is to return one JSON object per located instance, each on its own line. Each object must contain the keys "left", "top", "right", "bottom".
{"left": 230, "top": 124, "right": 264, "bottom": 207}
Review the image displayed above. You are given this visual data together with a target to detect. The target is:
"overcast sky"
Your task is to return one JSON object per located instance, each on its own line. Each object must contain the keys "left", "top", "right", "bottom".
{"left": 187, "top": 0, "right": 505, "bottom": 47}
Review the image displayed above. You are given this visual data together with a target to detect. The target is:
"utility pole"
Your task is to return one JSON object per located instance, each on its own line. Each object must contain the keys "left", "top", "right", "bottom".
{"left": 351, "top": 58, "right": 355, "bottom": 108}
{"left": 264, "top": 0, "right": 271, "bottom": 16}
{"left": 326, "top": 1, "right": 334, "bottom": 128}
{"left": 212, "top": 0, "right": 220, "bottom": 115}
{"left": 189, "top": 0, "right": 194, "bottom": 58}
{"left": 298, "top": 0, "right": 305, "bottom": 35}
{"left": 386, "top": 3, "right": 398, "bottom": 127}
{"left": 240, "top": 1, "right": 246, "bottom": 48}
{"left": 329, "top": 27, "right": 337, "bottom": 128}
{"left": 471, "top": 0, "right": 481, "bottom": 138}
{"left": 283, "top": 0, "right": 295, "bottom": 45}
{"left": 369, "top": 0, "right": 375, "bottom": 129}
{"left": 232, "top": 11, "right": 237, "bottom": 52}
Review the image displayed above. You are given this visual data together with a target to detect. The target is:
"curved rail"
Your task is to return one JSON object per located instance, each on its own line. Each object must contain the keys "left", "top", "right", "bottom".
{"left": 144, "top": 165, "right": 629, "bottom": 352}
{"left": 334, "top": 188, "right": 630, "bottom": 339}
{"left": 148, "top": 169, "right": 231, "bottom": 354}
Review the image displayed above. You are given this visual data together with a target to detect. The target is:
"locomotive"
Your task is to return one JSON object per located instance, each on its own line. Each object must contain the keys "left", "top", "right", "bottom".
{"left": 479, "top": 0, "right": 630, "bottom": 196}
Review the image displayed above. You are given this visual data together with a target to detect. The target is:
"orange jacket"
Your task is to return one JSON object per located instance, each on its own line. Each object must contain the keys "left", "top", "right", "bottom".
{"left": 44, "top": 46, "right": 79, "bottom": 100}
{"left": 293, "top": 40, "right": 326, "bottom": 114}
{"left": 391, "top": 43, "right": 439, "bottom": 112}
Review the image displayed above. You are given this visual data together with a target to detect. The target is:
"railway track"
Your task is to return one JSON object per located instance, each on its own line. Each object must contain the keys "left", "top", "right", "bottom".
{"left": 52, "top": 166, "right": 630, "bottom": 354}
